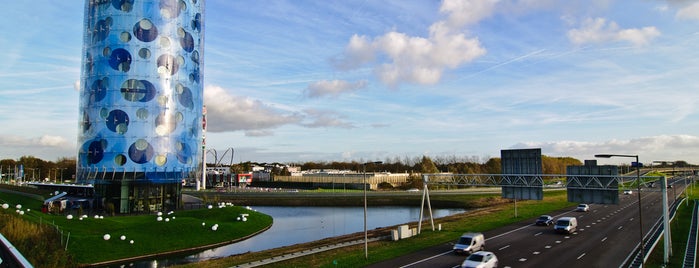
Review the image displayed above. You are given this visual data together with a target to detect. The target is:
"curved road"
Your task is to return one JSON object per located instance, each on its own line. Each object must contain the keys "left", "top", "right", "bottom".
{"left": 369, "top": 179, "right": 685, "bottom": 268}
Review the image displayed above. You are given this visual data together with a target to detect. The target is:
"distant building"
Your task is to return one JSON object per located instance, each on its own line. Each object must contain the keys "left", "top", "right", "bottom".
{"left": 76, "top": 1, "right": 204, "bottom": 214}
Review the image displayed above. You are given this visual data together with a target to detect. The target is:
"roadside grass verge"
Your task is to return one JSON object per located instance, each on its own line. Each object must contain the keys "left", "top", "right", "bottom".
{"left": 175, "top": 190, "right": 573, "bottom": 268}
{"left": 646, "top": 184, "right": 697, "bottom": 267}
{"left": 0, "top": 190, "right": 273, "bottom": 266}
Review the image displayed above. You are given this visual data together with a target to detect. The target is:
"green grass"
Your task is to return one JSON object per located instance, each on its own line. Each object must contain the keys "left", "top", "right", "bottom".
{"left": 646, "top": 184, "right": 697, "bottom": 267}
{"left": 0, "top": 190, "right": 273, "bottom": 265}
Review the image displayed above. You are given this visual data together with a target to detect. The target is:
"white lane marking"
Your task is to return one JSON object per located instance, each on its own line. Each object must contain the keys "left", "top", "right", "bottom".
{"left": 534, "top": 232, "right": 543, "bottom": 236}
{"left": 618, "top": 226, "right": 624, "bottom": 230}
{"left": 601, "top": 237, "right": 608, "bottom": 242}
{"left": 398, "top": 250, "right": 452, "bottom": 268}
{"left": 519, "top": 258, "right": 527, "bottom": 262}
{"left": 533, "top": 251, "right": 541, "bottom": 255}
{"left": 577, "top": 253, "right": 586, "bottom": 260}
{"left": 499, "top": 245, "right": 511, "bottom": 250}
{"left": 402, "top": 208, "right": 584, "bottom": 267}
{"left": 545, "top": 245, "right": 552, "bottom": 249}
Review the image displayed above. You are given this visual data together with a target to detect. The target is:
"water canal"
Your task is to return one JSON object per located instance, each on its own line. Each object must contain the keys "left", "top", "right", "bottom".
{"left": 124, "top": 206, "right": 466, "bottom": 267}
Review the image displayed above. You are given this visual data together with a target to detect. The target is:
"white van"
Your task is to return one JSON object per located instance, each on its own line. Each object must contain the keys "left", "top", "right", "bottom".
{"left": 554, "top": 217, "right": 577, "bottom": 234}
{"left": 453, "top": 232, "right": 485, "bottom": 255}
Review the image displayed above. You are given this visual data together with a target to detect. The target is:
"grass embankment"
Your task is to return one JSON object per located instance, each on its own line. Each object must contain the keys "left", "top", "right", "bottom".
{"left": 0, "top": 188, "right": 73, "bottom": 267}
{"left": 0, "top": 189, "right": 273, "bottom": 266}
{"left": 175, "top": 190, "right": 574, "bottom": 268}
{"left": 646, "top": 185, "right": 697, "bottom": 267}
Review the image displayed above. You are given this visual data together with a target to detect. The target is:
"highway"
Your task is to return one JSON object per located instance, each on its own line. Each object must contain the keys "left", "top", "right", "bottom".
{"left": 369, "top": 179, "right": 687, "bottom": 268}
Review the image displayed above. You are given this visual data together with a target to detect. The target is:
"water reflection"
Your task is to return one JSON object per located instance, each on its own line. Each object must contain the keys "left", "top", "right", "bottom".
{"left": 123, "top": 206, "right": 465, "bottom": 267}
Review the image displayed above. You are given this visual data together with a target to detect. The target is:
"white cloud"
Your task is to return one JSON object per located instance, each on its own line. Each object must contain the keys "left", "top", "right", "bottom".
{"left": 512, "top": 134, "right": 699, "bottom": 162}
{"left": 204, "top": 85, "right": 303, "bottom": 134}
{"left": 329, "top": 0, "right": 488, "bottom": 88}
{"left": 0, "top": 135, "right": 71, "bottom": 148}
{"left": 439, "top": 0, "right": 499, "bottom": 27}
{"left": 567, "top": 17, "right": 660, "bottom": 47}
{"left": 300, "top": 109, "right": 355, "bottom": 129}
{"left": 0, "top": 134, "right": 74, "bottom": 160}
{"left": 305, "top": 79, "right": 368, "bottom": 98}
{"left": 332, "top": 35, "right": 375, "bottom": 71}
{"left": 73, "top": 80, "right": 81, "bottom": 91}
{"left": 676, "top": 2, "right": 699, "bottom": 20}
{"left": 204, "top": 85, "right": 356, "bottom": 134}
{"left": 38, "top": 135, "right": 69, "bottom": 147}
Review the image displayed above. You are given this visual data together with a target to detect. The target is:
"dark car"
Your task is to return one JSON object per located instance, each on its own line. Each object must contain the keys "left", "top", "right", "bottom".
{"left": 535, "top": 215, "right": 554, "bottom": 226}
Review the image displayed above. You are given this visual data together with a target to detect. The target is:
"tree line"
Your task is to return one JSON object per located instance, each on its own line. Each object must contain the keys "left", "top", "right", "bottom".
{"left": 230, "top": 155, "right": 584, "bottom": 176}
{"left": 14, "top": 154, "right": 695, "bottom": 182}
{"left": 0, "top": 156, "right": 76, "bottom": 182}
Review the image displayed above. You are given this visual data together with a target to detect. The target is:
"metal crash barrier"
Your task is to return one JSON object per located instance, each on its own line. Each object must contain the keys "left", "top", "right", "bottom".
{"left": 0, "top": 233, "right": 33, "bottom": 268}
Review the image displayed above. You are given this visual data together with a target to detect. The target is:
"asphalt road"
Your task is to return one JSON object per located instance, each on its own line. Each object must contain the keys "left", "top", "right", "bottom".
{"left": 368, "top": 179, "right": 686, "bottom": 268}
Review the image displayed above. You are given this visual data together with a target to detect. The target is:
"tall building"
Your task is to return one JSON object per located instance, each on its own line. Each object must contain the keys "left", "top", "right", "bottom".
{"left": 77, "top": 0, "right": 204, "bottom": 214}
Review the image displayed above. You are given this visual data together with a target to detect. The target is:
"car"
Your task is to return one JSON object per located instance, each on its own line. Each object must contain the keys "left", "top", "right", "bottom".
{"left": 576, "top": 203, "right": 590, "bottom": 212}
{"left": 461, "top": 251, "right": 498, "bottom": 268}
{"left": 554, "top": 216, "right": 578, "bottom": 234}
{"left": 623, "top": 190, "right": 633, "bottom": 195}
{"left": 453, "top": 233, "right": 485, "bottom": 255}
{"left": 535, "top": 215, "right": 554, "bottom": 226}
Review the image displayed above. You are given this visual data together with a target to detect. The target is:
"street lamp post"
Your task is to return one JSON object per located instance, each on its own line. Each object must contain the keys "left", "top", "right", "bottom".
{"left": 363, "top": 161, "right": 382, "bottom": 259}
{"left": 595, "top": 154, "right": 645, "bottom": 264}
{"left": 59, "top": 168, "right": 66, "bottom": 184}
{"left": 26, "top": 168, "right": 37, "bottom": 181}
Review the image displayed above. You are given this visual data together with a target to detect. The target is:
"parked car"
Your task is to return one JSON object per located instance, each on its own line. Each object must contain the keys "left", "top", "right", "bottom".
{"left": 453, "top": 232, "right": 485, "bottom": 255}
{"left": 554, "top": 216, "right": 578, "bottom": 234}
{"left": 535, "top": 215, "right": 554, "bottom": 226}
{"left": 576, "top": 203, "right": 590, "bottom": 212}
{"left": 623, "top": 190, "right": 633, "bottom": 195}
{"left": 461, "top": 251, "right": 498, "bottom": 268}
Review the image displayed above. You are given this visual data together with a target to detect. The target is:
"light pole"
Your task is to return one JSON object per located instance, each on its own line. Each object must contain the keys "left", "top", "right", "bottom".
{"left": 363, "top": 161, "right": 382, "bottom": 259}
{"left": 26, "top": 168, "right": 37, "bottom": 181}
{"left": 59, "top": 168, "right": 66, "bottom": 184}
{"left": 595, "top": 154, "right": 645, "bottom": 264}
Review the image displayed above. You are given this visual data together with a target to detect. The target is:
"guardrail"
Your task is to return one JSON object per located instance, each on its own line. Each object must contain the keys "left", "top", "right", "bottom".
{"left": 0, "top": 233, "right": 33, "bottom": 268}
{"left": 682, "top": 200, "right": 698, "bottom": 268}
{"left": 622, "top": 197, "right": 684, "bottom": 267}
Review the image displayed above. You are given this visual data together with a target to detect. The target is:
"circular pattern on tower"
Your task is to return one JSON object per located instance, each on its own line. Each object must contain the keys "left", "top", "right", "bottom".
{"left": 79, "top": 0, "right": 203, "bottom": 176}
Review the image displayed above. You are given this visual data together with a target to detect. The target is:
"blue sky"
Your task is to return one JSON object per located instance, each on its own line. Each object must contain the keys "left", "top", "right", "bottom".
{"left": 2, "top": 0, "right": 699, "bottom": 166}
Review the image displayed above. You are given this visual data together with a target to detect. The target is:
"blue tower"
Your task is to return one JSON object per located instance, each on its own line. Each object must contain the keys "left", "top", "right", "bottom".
{"left": 77, "top": 0, "right": 204, "bottom": 214}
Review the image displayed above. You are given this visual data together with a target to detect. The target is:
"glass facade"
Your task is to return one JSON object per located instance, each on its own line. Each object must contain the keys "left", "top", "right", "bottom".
{"left": 77, "top": 0, "right": 204, "bottom": 214}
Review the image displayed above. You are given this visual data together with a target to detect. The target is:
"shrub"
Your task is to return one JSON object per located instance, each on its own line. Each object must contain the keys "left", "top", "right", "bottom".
{"left": 377, "top": 182, "right": 394, "bottom": 190}
{"left": 0, "top": 212, "right": 74, "bottom": 267}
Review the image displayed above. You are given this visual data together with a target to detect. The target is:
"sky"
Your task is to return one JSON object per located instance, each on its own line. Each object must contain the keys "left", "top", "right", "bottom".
{"left": 1, "top": 0, "right": 699, "bottom": 166}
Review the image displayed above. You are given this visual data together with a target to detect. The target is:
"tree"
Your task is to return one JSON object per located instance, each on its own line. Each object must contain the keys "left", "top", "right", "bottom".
{"left": 417, "top": 156, "right": 439, "bottom": 174}
{"left": 483, "top": 158, "right": 501, "bottom": 174}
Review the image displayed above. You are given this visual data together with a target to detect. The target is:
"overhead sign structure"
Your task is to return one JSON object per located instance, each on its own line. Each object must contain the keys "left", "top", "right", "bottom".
{"left": 500, "top": 148, "right": 543, "bottom": 200}
{"left": 566, "top": 162, "right": 619, "bottom": 204}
